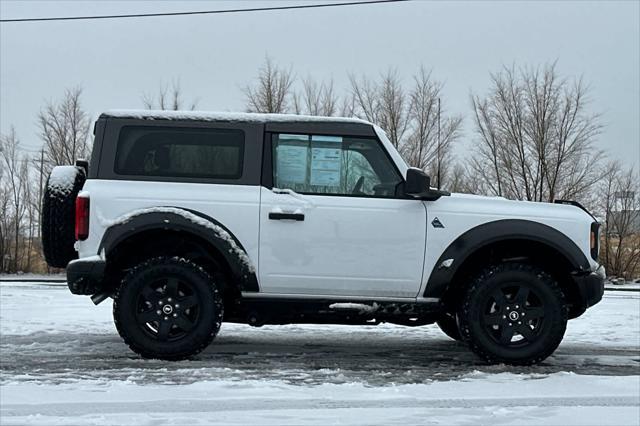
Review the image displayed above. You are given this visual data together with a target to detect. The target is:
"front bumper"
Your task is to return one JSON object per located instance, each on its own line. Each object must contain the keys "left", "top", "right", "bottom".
{"left": 572, "top": 265, "right": 605, "bottom": 314}
{"left": 66, "top": 256, "right": 106, "bottom": 295}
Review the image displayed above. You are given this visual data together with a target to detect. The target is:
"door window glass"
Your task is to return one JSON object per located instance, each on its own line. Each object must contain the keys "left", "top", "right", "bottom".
{"left": 272, "top": 133, "right": 402, "bottom": 197}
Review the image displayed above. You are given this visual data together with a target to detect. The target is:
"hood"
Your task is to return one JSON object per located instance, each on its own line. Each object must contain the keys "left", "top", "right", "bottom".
{"left": 440, "top": 192, "right": 594, "bottom": 224}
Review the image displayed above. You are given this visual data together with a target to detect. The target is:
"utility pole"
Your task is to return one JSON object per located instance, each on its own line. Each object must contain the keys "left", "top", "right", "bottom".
{"left": 437, "top": 97, "right": 441, "bottom": 190}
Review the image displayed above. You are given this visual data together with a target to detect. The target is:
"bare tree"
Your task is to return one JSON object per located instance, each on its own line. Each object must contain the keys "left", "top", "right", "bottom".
{"left": 0, "top": 128, "right": 28, "bottom": 272}
{"left": 244, "top": 56, "right": 294, "bottom": 113}
{"left": 37, "top": 87, "right": 91, "bottom": 172}
{"left": 470, "top": 63, "right": 603, "bottom": 202}
{"left": 350, "top": 67, "right": 462, "bottom": 185}
{"left": 377, "top": 69, "right": 409, "bottom": 149}
{"left": 0, "top": 146, "right": 8, "bottom": 272}
{"left": 349, "top": 69, "right": 409, "bottom": 148}
{"left": 349, "top": 73, "right": 380, "bottom": 122}
{"left": 142, "top": 79, "right": 198, "bottom": 111}
{"left": 293, "top": 77, "right": 338, "bottom": 116}
{"left": 339, "top": 92, "right": 357, "bottom": 118}
{"left": 402, "top": 67, "right": 463, "bottom": 187}
{"left": 599, "top": 162, "right": 640, "bottom": 280}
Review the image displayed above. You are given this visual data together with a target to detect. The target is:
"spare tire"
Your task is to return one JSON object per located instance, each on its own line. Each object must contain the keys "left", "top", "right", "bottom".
{"left": 41, "top": 166, "right": 86, "bottom": 268}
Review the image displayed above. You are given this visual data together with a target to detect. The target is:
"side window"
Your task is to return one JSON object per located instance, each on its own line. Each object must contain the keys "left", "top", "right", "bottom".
{"left": 115, "top": 126, "right": 244, "bottom": 179}
{"left": 272, "top": 133, "right": 402, "bottom": 197}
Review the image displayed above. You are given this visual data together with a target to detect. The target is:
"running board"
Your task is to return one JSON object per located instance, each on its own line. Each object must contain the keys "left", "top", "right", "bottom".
{"left": 228, "top": 294, "right": 444, "bottom": 327}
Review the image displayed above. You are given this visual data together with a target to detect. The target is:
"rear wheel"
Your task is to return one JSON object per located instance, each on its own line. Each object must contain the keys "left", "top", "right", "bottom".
{"left": 457, "top": 262, "right": 567, "bottom": 365}
{"left": 113, "top": 256, "right": 223, "bottom": 360}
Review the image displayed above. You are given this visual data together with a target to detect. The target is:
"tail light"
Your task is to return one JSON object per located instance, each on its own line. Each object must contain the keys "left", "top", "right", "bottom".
{"left": 75, "top": 195, "right": 90, "bottom": 241}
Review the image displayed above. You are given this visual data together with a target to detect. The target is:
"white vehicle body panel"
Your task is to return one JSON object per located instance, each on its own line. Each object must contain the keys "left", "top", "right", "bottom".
{"left": 258, "top": 187, "right": 427, "bottom": 298}
{"left": 76, "top": 180, "right": 261, "bottom": 272}
{"left": 416, "top": 193, "right": 597, "bottom": 298}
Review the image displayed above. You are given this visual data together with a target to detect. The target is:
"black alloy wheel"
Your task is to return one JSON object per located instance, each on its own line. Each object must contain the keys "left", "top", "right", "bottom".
{"left": 114, "top": 256, "right": 223, "bottom": 360}
{"left": 135, "top": 276, "right": 201, "bottom": 342}
{"left": 481, "top": 283, "right": 546, "bottom": 347}
{"left": 458, "top": 262, "right": 567, "bottom": 365}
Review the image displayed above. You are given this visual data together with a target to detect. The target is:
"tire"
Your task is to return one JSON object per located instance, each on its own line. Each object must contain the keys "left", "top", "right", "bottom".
{"left": 457, "top": 262, "right": 567, "bottom": 365}
{"left": 436, "top": 312, "right": 462, "bottom": 341}
{"left": 41, "top": 166, "right": 86, "bottom": 268}
{"left": 113, "top": 256, "right": 223, "bottom": 360}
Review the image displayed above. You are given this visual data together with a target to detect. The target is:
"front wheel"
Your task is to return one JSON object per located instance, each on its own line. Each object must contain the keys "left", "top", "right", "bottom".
{"left": 113, "top": 256, "right": 223, "bottom": 360}
{"left": 457, "top": 263, "right": 567, "bottom": 365}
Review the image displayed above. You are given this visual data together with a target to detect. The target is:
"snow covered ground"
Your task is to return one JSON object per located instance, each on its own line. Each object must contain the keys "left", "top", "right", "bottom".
{"left": 1, "top": 281, "right": 638, "bottom": 425}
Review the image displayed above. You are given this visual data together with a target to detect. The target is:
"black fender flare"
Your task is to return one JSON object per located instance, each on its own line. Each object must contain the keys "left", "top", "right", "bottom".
{"left": 423, "top": 219, "right": 591, "bottom": 298}
{"left": 98, "top": 207, "right": 258, "bottom": 292}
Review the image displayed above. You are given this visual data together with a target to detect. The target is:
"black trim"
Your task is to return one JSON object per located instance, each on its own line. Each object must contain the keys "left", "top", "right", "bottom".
{"left": 89, "top": 118, "right": 107, "bottom": 179}
{"left": 97, "top": 118, "right": 263, "bottom": 186}
{"left": 98, "top": 208, "right": 259, "bottom": 292}
{"left": 67, "top": 257, "right": 106, "bottom": 295}
{"left": 264, "top": 121, "right": 375, "bottom": 137}
{"left": 226, "top": 296, "right": 443, "bottom": 326}
{"left": 572, "top": 270, "right": 605, "bottom": 312}
{"left": 554, "top": 199, "right": 597, "bottom": 221}
{"left": 423, "top": 219, "right": 592, "bottom": 299}
{"left": 269, "top": 212, "right": 304, "bottom": 221}
{"left": 261, "top": 132, "right": 275, "bottom": 188}
{"left": 590, "top": 222, "right": 600, "bottom": 261}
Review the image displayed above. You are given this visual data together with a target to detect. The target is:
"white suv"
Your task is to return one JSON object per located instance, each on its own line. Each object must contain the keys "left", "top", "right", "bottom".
{"left": 42, "top": 110, "right": 605, "bottom": 365}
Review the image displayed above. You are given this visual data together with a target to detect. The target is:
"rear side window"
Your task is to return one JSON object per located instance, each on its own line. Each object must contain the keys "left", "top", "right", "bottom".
{"left": 115, "top": 126, "right": 244, "bottom": 179}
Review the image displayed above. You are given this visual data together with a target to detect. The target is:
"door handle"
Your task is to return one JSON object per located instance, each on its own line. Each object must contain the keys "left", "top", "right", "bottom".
{"left": 269, "top": 212, "right": 305, "bottom": 221}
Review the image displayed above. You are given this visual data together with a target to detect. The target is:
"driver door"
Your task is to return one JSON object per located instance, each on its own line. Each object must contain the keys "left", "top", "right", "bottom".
{"left": 258, "top": 132, "right": 427, "bottom": 298}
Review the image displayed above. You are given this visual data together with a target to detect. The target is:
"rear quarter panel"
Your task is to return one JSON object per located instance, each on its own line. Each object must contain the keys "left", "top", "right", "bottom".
{"left": 77, "top": 180, "right": 261, "bottom": 272}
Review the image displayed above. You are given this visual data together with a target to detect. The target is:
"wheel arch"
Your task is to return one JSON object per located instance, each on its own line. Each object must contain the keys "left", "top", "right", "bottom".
{"left": 424, "top": 219, "right": 591, "bottom": 318}
{"left": 98, "top": 208, "right": 258, "bottom": 295}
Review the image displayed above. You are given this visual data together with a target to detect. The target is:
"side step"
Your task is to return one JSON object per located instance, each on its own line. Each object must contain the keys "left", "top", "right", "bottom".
{"left": 228, "top": 295, "right": 444, "bottom": 327}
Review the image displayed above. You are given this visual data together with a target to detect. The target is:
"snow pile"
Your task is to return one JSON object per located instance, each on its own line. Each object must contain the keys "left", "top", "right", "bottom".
{"left": 98, "top": 207, "right": 255, "bottom": 273}
{"left": 47, "top": 166, "right": 80, "bottom": 196}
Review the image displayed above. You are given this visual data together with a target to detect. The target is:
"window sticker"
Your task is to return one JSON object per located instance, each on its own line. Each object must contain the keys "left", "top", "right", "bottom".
{"left": 310, "top": 136, "right": 343, "bottom": 187}
{"left": 276, "top": 135, "right": 309, "bottom": 184}
{"left": 311, "top": 135, "right": 343, "bottom": 144}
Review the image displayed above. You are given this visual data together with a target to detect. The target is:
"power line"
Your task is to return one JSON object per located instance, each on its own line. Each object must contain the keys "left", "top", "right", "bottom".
{"left": 0, "top": 0, "right": 410, "bottom": 23}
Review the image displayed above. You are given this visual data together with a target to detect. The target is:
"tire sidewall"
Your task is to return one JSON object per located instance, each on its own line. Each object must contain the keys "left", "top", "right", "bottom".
{"left": 114, "top": 257, "right": 223, "bottom": 360}
{"left": 459, "top": 263, "right": 567, "bottom": 364}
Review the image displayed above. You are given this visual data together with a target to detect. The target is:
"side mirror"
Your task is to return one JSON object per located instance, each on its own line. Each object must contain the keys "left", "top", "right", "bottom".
{"left": 405, "top": 168, "right": 431, "bottom": 195}
{"left": 404, "top": 168, "right": 450, "bottom": 201}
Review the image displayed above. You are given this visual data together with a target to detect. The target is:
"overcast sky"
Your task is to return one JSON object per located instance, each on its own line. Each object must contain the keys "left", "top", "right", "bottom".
{"left": 1, "top": 0, "right": 638, "bottom": 168}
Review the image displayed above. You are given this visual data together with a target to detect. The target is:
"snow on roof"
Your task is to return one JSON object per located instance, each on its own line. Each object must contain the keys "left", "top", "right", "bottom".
{"left": 102, "top": 109, "right": 373, "bottom": 126}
